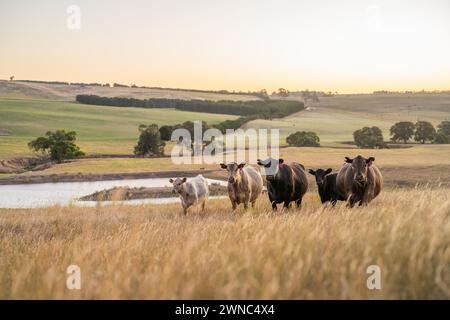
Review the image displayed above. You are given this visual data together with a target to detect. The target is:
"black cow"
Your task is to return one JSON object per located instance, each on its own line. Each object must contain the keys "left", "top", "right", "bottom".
{"left": 308, "top": 168, "right": 345, "bottom": 205}
{"left": 257, "top": 158, "right": 308, "bottom": 211}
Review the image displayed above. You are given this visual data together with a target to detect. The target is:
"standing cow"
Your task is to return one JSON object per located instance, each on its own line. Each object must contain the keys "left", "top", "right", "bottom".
{"left": 169, "top": 175, "right": 209, "bottom": 215}
{"left": 308, "top": 168, "right": 346, "bottom": 205}
{"left": 336, "top": 155, "right": 383, "bottom": 207}
{"left": 220, "top": 162, "right": 263, "bottom": 210}
{"left": 257, "top": 158, "right": 308, "bottom": 211}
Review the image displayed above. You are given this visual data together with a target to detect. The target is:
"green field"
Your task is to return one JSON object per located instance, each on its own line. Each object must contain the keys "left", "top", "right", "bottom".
{"left": 0, "top": 98, "right": 237, "bottom": 157}
{"left": 247, "top": 93, "right": 450, "bottom": 146}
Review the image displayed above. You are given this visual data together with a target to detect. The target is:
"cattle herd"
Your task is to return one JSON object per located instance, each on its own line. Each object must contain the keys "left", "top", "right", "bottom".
{"left": 169, "top": 155, "right": 383, "bottom": 215}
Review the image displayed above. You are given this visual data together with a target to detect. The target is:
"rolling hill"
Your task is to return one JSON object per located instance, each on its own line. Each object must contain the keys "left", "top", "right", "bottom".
{"left": 246, "top": 93, "right": 450, "bottom": 146}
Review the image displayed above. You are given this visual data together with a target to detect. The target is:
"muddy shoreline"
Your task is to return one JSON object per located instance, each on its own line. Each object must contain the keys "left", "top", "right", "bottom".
{"left": 0, "top": 169, "right": 227, "bottom": 185}
{"left": 80, "top": 183, "right": 228, "bottom": 201}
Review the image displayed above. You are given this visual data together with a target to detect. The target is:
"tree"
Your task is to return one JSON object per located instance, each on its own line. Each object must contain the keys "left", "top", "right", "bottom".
{"left": 9, "top": 76, "right": 14, "bottom": 81}
{"left": 353, "top": 126, "right": 385, "bottom": 149}
{"left": 390, "top": 121, "right": 415, "bottom": 143}
{"left": 437, "top": 121, "right": 450, "bottom": 137}
{"left": 434, "top": 132, "right": 449, "bottom": 144}
{"left": 159, "top": 125, "right": 174, "bottom": 141}
{"left": 286, "top": 131, "right": 320, "bottom": 147}
{"left": 414, "top": 121, "right": 436, "bottom": 144}
{"left": 277, "top": 88, "right": 290, "bottom": 98}
{"left": 28, "top": 130, "right": 84, "bottom": 163}
{"left": 134, "top": 124, "right": 165, "bottom": 157}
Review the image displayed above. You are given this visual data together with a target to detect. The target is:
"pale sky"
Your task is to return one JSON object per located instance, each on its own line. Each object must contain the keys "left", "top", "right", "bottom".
{"left": 1, "top": 0, "right": 450, "bottom": 93}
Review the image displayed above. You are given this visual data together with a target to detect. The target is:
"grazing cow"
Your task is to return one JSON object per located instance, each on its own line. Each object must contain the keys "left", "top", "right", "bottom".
{"left": 169, "top": 175, "right": 209, "bottom": 215}
{"left": 220, "top": 162, "right": 263, "bottom": 210}
{"left": 308, "top": 168, "right": 345, "bottom": 205}
{"left": 336, "top": 155, "right": 383, "bottom": 207}
{"left": 257, "top": 158, "right": 308, "bottom": 211}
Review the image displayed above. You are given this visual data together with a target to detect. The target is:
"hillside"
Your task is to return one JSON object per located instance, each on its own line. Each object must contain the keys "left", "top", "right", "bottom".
{"left": 0, "top": 98, "right": 237, "bottom": 157}
{"left": 0, "top": 80, "right": 259, "bottom": 102}
{"left": 246, "top": 93, "right": 450, "bottom": 146}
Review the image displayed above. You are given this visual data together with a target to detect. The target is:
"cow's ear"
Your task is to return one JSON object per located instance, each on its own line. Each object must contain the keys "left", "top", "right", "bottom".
{"left": 345, "top": 157, "right": 353, "bottom": 163}
{"left": 278, "top": 158, "right": 284, "bottom": 164}
{"left": 325, "top": 168, "right": 332, "bottom": 175}
{"left": 308, "top": 169, "right": 316, "bottom": 175}
{"left": 257, "top": 159, "right": 264, "bottom": 166}
{"left": 182, "top": 177, "right": 187, "bottom": 183}
{"left": 220, "top": 163, "right": 227, "bottom": 169}
{"left": 169, "top": 178, "right": 174, "bottom": 183}
{"left": 367, "top": 157, "right": 375, "bottom": 166}
{"left": 238, "top": 162, "right": 246, "bottom": 169}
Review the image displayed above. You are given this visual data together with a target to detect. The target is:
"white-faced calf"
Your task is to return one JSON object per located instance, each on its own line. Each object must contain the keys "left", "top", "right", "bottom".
{"left": 169, "top": 175, "right": 209, "bottom": 215}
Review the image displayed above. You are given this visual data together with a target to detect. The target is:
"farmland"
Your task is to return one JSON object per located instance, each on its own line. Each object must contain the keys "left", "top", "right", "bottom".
{"left": 0, "top": 98, "right": 237, "bottom": 157}
{"left": 0, "top": 187, "right": 448, "bottom": 299}
{"left": 248, "top": 93, "right": 450, "bottom": 146}
{"left": 0, "top": 84, "right": 449, "bottom": 300}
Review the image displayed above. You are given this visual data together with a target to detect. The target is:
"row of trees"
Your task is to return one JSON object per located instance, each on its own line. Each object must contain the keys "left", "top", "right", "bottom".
{"left": 28, "top": 121, "right": 450, "bottom": 161}
{"left": 390, "top": 121, "right": 450, "bottom": 144}
{"left": 353, "top": 121, "right": 450, "bottom": 149}
{"left": 75, "top": 95, "right": 305, "bottom": 119}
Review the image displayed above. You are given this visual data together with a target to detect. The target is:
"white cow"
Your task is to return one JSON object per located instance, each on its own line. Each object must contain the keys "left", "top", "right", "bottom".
{"left": 169, "top": 175, "right": 209, "bottom": 215}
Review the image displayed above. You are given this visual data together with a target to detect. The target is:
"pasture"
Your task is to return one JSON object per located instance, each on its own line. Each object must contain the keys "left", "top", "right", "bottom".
{"left": 4, "top": 144, "right": 449, "bottom": 189}
{"left": 248, "top": 93, "right": 450, "bottom": 146}
{"left": 0, "top": 187, "right": 448, "bottom": 299}
{"left": 0, "top": 80, "right": 258, "bottom": 102}
{"left": 0, "top": 88, "right": 449, "bottom": 300}
{"left": 0, "top": 98, "right": 237, "bottom": 158}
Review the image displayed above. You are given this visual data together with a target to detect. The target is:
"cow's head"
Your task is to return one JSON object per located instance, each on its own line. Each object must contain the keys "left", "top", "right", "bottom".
{"left": 344, "top": 155, "right": 375, "bottom": 185}
{"left": 169, "top": 177, "right": 187, "bottom": 194}
{"left": 220, "top": 162, "right": 245, "bottom": 184}
{"left": 308, "top": 168, "right": 332, "bottom": 187}
{"left": 257, "top": 158, "right": 282, "bottom": 181}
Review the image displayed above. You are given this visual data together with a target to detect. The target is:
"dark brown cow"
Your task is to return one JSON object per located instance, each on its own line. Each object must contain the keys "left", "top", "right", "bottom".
{"left": 336, "top": 155, "right": 383, "bottom": 207}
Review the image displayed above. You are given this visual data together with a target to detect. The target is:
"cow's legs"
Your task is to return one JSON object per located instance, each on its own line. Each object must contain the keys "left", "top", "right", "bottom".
{"left": 231, "top": 201, "right": 237, "bottom": 210}
{"left": 283, "top": 201, "right": 290, "bottom": 209}
{"left": 201, "top": 199, "right": 206, "bottom": 211}
{"left": 295, "top": 198, "right": 302, "bottom": 208}
{"left": 251, "top": 200, "right": 256, "bottom": 208}
{"left": 271, "top": 201, "right": 277, "bottom": 211}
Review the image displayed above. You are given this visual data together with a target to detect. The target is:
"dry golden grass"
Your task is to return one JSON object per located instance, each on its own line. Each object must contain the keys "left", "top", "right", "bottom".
{"left": 0, "top": 188, "right": 449, "bottom": 299}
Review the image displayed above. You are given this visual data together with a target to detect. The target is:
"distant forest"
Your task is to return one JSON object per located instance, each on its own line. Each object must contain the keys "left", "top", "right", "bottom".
{"left": 75, "top": 94, "right": 304, "bottom": 119}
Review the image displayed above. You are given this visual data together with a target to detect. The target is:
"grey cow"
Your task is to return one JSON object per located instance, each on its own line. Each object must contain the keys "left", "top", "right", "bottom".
{"left": 169, "top": 175, "right": 209, "bottom": 215}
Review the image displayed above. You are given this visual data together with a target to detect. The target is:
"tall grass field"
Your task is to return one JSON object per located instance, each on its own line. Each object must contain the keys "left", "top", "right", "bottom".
{"left": 0, "top": 188, "right": 448, "bottom": 299}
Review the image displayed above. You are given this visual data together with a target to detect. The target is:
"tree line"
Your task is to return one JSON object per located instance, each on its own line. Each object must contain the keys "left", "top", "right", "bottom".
{"left": 75, "top": 94, "right": 304, "bottom": 118}
{"left": 353, "top": 120, "right": 450, "bottom": 149}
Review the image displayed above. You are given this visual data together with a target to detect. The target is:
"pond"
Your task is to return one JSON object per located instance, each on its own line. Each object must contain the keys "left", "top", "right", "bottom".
{"left": 0, "top": 178, "right": 227, "bottom": 209}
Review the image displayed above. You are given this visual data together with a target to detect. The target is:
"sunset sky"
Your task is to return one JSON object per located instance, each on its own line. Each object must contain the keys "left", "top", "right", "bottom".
{"left": 1, "top": 0, "right": 450, "bottom": 93}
